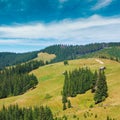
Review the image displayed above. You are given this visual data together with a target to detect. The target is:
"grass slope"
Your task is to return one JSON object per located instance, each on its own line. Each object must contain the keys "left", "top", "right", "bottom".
{"left": 80, "top": 46, "right": 120, "bottom": 60}
{"left": 34, "top": 52, "right": 56, "bottom": 62}
{"left": 0, "top": 58, "right": 120, "bottom": 119}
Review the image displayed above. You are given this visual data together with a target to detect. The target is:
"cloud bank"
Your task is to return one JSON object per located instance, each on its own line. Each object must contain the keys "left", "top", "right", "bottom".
{"left": 0, "top": 15, "right": 120, "bottom": 52}
{"left": 0, "top": 0, "right": 119, "bottom": 52}
{"left": 93, "top": 0, "right": 113, "bottom": 10}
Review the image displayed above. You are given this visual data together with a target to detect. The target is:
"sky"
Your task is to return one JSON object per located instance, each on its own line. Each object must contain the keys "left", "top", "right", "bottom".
{"left": 0, "top": 0, "right": 120, "bottom": 53}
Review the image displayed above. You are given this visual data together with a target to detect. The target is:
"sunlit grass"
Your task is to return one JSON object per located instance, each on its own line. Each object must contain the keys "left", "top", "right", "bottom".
{"left": 34, "top": 52, "right": 56, "bottom": 62}
{"left": 0, "top": 58, "right": 120, "bottom": 119}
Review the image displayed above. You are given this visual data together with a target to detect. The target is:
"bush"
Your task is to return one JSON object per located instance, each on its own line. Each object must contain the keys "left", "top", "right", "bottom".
{"left": 73, "top": 115, "right": 77, "bottom": 118}
{"left": 64, "top": 60, "right": 69, "bottom": 65}
{"left": 44, "top": 94, "right": 52, "bottom": 99}
{"left": 89, "top": 104, "right": 94, "bottom": 108}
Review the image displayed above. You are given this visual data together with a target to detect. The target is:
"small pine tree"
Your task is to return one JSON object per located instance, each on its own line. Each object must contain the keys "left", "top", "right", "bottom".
{"left": 63, "top": 103, "right": 67, "bottom": 110}
{"left": 91, "top": 70, "right": 98, "bottom": 93}
{"left": 64, "top": 60, "right": 69, "bottom": 65}
{"left": 62, "top": 94, "right": 67, "bottom": 103}
{"left": 67, "top": 100, "right": 72, "bottom": 108}
{"left": 46, "top": 61, "right": 49, "bottom": 65}
{"left": 62, "top": 115, "right": 68, "bottom": 120}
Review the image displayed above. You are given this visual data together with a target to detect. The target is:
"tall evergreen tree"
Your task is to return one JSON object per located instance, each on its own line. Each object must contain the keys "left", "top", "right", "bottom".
{"left": 94, "top": 70, "right": 108, "bottom": 104}
{"left": 91, "top": 70, "right": 98, "bottom": 93}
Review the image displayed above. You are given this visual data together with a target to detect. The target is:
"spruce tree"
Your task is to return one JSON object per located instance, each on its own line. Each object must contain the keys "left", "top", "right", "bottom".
{"left": 68, "top": 100, "right": 72, "bottom": 108}
{"left": 63, "top": 103, "right": 67, "bottom": 110}
{"left": 91, "top": 70, "right": 98, "bottom": 93}
{"left": 62, "top": 93, "right": 67, "bottom": 103}
{"left": 62, "top": 71, "right": 68, "bottom": 103}
{"left": 94, "top": 70, "right": 108, "bottom": 104}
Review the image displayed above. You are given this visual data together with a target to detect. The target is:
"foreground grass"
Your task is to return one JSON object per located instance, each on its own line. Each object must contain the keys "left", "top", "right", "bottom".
{"left": 0, "top": 58, "right": 120, "bottom": 119}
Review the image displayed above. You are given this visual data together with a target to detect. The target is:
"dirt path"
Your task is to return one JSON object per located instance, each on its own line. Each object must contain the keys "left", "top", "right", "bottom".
{"left": 95, "top": 59, "right": 104, "bottom": 64}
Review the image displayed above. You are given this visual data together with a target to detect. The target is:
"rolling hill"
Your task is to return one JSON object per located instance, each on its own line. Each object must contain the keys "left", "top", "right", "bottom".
{"left": 41, "top": 42, "right": 120, "bottom": 62}
{"left": 80, "top": 46, "right": 120, "bottom": 62}
{"left": 0, "top": 58, "right": 120, "bottom": 119}
{"left": 0, "top": 42, "right": 120, "bottom": 70}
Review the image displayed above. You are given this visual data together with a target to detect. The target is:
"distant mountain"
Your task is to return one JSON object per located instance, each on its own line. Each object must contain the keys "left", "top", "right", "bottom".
{"left": 0, "top": 42, "right": 120, "bottom": 69}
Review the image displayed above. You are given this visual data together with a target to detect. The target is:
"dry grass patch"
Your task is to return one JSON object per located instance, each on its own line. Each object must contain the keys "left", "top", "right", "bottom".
{"left": 35, "top": 52, "right": 56, "bottom": 62}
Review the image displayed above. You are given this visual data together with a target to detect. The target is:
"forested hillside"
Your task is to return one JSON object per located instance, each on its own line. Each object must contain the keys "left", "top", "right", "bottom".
{"left": 41, "top": 42, "right": 120, "bottom": 62}
{"left": 0, "top": 42, "right": 119, "bottom": 70}
{"left": 0, "top": 60, "right": 44, "bottom": 98}
{"left": 62, "top": 68, "right": 108, "bottom": 110}
{"left": 0, "top": 51, "right": 38, "bottom": 70}
{"left": 80, "top": 46, "right": 120, "bottom": 62}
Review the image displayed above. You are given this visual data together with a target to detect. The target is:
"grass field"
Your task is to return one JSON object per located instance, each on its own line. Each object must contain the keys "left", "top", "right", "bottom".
{"left": 0, "top": 58, "right": 120, "bottom": 119}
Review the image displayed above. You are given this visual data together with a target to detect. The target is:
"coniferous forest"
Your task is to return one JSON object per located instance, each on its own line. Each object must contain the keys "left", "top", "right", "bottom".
{"left": 62, "top": 68, "right": 108, "bottom": 110}
{"left": 94, "top": 70, "right": 108, "bottom": 104}
{"left": 0, "top": 42, "right": 119, "bottom": 70}
{"left": 0, "top": 60, "right": 44, "bottom": 99}
{"left": 0, "top": 104, "right": 53, "bottom": 120}
{"left": 0, "top": 51, "right": 38, "bottom": 70}
{"left": 41, "top": 42, "right": 120, "bottom": 62}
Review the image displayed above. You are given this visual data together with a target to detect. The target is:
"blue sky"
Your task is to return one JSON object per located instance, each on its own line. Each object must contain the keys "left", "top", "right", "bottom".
{"left": 0, "top": 0, "right": 120, "bottom": 52}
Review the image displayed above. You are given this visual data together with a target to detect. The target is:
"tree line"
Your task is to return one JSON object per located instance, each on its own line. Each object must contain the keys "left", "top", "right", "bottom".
{"left": 0, "top": 51, "right": 38, "bottom": 70}
{"left": 0, "top": 104, "right": 53, "bottom": 120}
{"left": 0, "top": 42, "right": 119, "bottom": 70}
{"left": 98, "top": 46, "right": 120, "bottom": 63}
{"left": 41, "top": 42, "right": 120, "bottom": 62}
{"left": 62, "top": 68, "right": 108, "bottom": 110}
{"left": 0, "top": 60, "right": 44, "bottom": 99}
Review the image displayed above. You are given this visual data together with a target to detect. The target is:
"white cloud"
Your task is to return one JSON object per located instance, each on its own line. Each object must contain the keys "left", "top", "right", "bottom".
{"left": 0, "top": 15, "right": 120, "bottom": 47}
{"left": 92, "top": 0, "right": 112, "bottom": 10}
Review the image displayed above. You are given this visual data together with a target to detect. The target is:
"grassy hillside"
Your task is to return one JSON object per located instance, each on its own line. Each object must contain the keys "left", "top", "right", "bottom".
{"left": 0, "top": 58, "right": 120, "bottom": 119}
{"left": 0, "top": 42, "right": 119, "bottom": 70}
{"left": 80, "top": 46, "right": 120, "bottom": 61}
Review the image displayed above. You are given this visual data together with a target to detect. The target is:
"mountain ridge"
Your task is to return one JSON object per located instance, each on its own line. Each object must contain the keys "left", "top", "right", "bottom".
{"left": 0, "top": 42, "right": 120, "bottom": 69}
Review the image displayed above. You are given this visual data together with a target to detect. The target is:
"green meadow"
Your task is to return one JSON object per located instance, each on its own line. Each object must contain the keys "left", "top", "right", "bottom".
{"left": 0, "top": 58, "right": 120, "bottom": 119}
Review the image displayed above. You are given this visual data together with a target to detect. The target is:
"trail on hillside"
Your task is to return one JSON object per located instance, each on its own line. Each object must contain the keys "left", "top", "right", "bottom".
{"left": 95, "top": 59, "right": 104, "bottom": 64}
